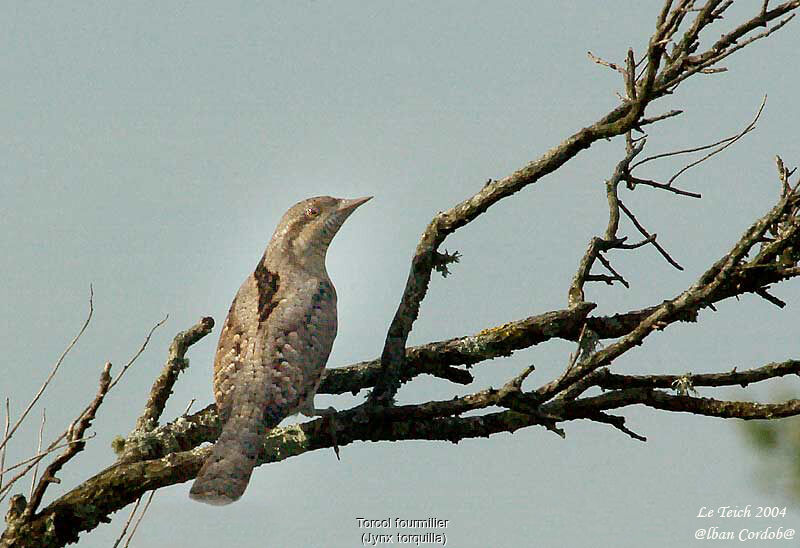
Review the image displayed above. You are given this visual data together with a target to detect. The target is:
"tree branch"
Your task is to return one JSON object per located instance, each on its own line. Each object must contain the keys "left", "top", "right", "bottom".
{"left": 4, "top": 4, "right": 800, "bottom": 547}
{"left": 133, "top": 317, "right": 215, "bottom": 432}
{"left": 22, "top": 363, "right": 112, "bottom": 518}
{"left": 0, "top": 286, "right": 93, "bottom": 455}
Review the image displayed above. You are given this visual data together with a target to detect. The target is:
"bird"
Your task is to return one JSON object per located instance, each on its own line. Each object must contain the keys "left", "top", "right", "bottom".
{"left": 189, "top": 195, "right": 371, "bottom": 505}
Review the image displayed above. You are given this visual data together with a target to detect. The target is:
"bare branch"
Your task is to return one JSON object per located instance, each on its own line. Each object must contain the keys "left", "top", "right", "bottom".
{"left": 632, "top": 135, "right": 742, "bottom": 169}
{"left": 0, "top": 434, "right": 96, "bottom": 479}
{"left": 754, "top": 287, "right": 787, "bottom": 308}
{"left": 17, "top": 357, "right": 800, "bottom": 546}
{"left": 321, "top": 245, "right": 800, "bottom": 398}
{"left": 5, "top": 4, "right": 800, "bottom": 547}
{"left": 367, "top": 0, "right": 796, "bottom": 401}
{"left": 23, "top": 362, "right": 112, "bottom": 517}
{"left": 627, "top": 176, "right": 701, "bottom": 198}
{"left": 560, "top": 389, "right": 800, "bottom": 420}
{"left": 27, "top": 411, "right": 45, "bottom": 501}
{"left": 585, "top": 412, "right": 647, "bottom": 442}
{"left": 123, "top": 490, "right": 155, "bottom": 548}
{"left": 111, "top": 496, "right": 142, "bottom": 548}
{"left": 595, "top": 254, "right": 630, "bottom": 287}
{"left": 182, "top": 399, "right": 196, "bottom": 416}
{"left": 134, "top": 317, "right": 215, "bottom": 432}
{"left": 541, "top": 184, "right": 800, "bottom": 401}
{"left": 369, "top": 4, "right": 688, "bottom": 403}
{"left": 108, "top": 315, "right": 169, "bottom": 392}
{"left": 590, "top": 359, "right": 800, "bottom": 392}
{"left": 661, "top": 11, "right": 797, "bottom": 93}
{"left": 618, "top": 200, "right": 683, "bottom": 270}
{"left": 0, "top": 400, "right": 9, "bottom": 493}
{"left": 568, "top": 142, "right": 647, "bottom": 305}
{"left": 0, "top": 286, "right": 93, "bottom": 455}
{"left": 587, "top": 51, "right": 626, "bottom": 75}
{"left": 666, "top": 96, "right": 766, "bottom": 185}
{"left": 638, "top": 109, "right": 683, "bottom": 127}
{"left": 319, "top": 303, "right": 595, "bottom": 397}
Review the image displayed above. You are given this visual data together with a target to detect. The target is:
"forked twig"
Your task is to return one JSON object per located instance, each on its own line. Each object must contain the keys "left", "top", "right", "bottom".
{"left": 666, "top": 96, "right": 767, "bottom": 185}
{"left": 23, "top": 362, "right": 112, "bottom": 516}
{"left": 0, "top": 434, "right": 96, "bottom": 478}
{"left": 631, "top": 96, "right": 766, "bottom": 174}
{"left": 618, "top": 200, "right": 683, "bottom": 270}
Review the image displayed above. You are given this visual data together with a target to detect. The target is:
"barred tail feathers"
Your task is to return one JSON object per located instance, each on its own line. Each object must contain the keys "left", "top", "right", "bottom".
{"left": 189, "top": 413, "right": 266, "bottom": 505}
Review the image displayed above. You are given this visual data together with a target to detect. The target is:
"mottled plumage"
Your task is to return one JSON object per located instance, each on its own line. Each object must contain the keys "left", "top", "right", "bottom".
{"left": 189, "top": 195, "right": 371, "bottom": 505}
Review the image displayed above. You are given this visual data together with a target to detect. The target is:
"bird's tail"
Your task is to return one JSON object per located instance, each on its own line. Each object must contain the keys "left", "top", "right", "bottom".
{"left": 189, "top": 414, "right": 266, "bottom": 505}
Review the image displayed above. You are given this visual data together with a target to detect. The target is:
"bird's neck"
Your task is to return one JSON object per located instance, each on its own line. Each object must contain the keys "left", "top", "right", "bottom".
{"left": 262, "top": 239, "right": 330, "bottom": 280}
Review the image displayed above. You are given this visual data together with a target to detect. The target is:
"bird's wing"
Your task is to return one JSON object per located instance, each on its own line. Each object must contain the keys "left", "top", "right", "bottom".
{"left": 259, "top": 277, "right": 337, "bottom": 419}
{"left": 212, "top": 268, "right": 280, "bottom": 425}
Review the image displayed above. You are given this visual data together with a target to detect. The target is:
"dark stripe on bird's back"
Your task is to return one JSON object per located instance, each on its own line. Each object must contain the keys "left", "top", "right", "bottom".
{"left": 254, "top": 261, "right": 280, "bottom": 323}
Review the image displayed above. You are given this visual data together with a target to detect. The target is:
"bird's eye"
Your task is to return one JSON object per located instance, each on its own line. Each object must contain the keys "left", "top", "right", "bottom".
{"left": 305, "top": 206, "right": 319, "bottom": 218}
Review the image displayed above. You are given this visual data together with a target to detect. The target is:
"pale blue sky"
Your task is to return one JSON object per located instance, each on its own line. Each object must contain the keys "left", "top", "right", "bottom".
{"left": 2, "top": 2, "right": 799, "bottom": 547}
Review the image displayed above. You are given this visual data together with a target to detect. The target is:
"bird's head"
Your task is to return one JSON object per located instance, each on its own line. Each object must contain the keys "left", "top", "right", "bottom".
{"left": 266, "top": 195, "right": 372, "bottom": 273}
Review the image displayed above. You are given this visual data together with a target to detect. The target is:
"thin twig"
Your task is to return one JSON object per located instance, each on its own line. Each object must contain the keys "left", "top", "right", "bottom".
{"left": 632, "top": 134, "right": 740, "bottom": 170}
{"left": 112, "top": 496, "right": 143, "bottom": 548}
{"left": 587, "top": 51, "right": 626, "bottom": 75}
{"left": 24, "top": 362, "right": 112, "bottom": 517}
{"left": 618, "top": 200, "right": 684, "bottom": 270}
{"left": 662, "top": 14, "right": 796, "bottom": 93}
{"left": 754, "top": 287, "right": 786, "bottom": 308}
{"left": 616, "top": 235, "right": 657, "bottom": 249}
{"left": 699, "top": 67, "right": 727, "bottom": 74}
{"left": 638, "top": 109, "right": 683, "bottom": 127}
{"left": 596, "top": 253, "right": 630, "bottom": 288}
{"left": 0, "top": 434, "right": 96, "bottom": 476}
{"left": 0, "top": 398, "right": 9, "bottom": 490}
{"left": 587, "top": 412, "right": 647, "bottom": 442}
{"left": 123, "top": 490, "right": 156, "bottom": 548}
{"left": 712, "top": 0, "right": 735, "bottom": 21}
{"left": 586, "top": 273, "right": 621, "bottom": 285}
{"left": 0, "top": 436, "right": 99, "bottom": 504}
{"left": 108, "top": 315, "right": 169, "bottom": 391}
{"left": 369, "top": 3, "right": 678, "bottom": 403}
{"left": 540, "top": 181, "right": 800, "bottom": 403}
{"left": 666, "top": 95, "right": 766, "bottom": 185}
{"left": 627, "top": 176, "right": 702, "bottom": 198}
{"left": 0, "top": 285, "right": 93, "bottom": 454}
{"left": 544, "top": 325, "right": 599, "bottom": 399}
{"left": 28, "top": 410, "right": 46, "bottom": 500}
{"left": 0, "top": 457, "right": 47, "bottom": 504}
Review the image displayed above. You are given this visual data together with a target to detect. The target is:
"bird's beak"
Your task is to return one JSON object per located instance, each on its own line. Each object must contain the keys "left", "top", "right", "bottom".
{"left": 338, "top": 196, "right": 373, "bottom": 212}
